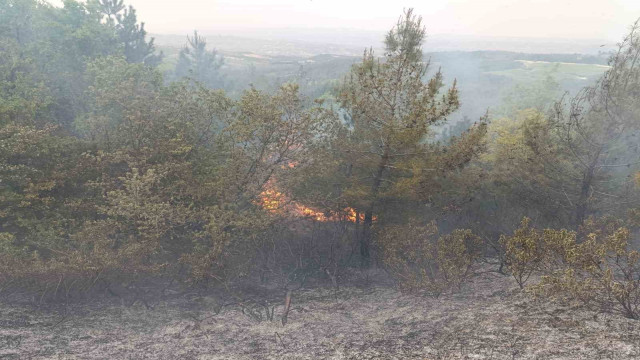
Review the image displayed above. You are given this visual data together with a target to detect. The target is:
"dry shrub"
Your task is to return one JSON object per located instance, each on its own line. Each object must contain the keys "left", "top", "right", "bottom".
{"left": 0, "top": 163, "right": 266, "bottom": 302}
{"left": 0, "top": 212, "right": 259, "bottom": 303}
{"left": 500, "top": 217, "right": 543, "bottom": 289}
{"left": 248, "top": 214, "right": 357, "bottom": 291}
{"left": 379, "top": 220, "right": 482, "bottom": 296}
{"left": 0, "top": 221, "right": 177, "bottom": 303}
{"left": 499, "top": 217, "right": 580, "bottom": 288}
{"left": 502, "top": 216, "right": 640, "bottom": 320}
{"left": 533, "top": 224, "right": 640, "bottom": 319}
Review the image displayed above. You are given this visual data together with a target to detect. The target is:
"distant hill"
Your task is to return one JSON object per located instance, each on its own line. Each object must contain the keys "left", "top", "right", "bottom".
{"left": 152, "top": 32, "right": 610, "bottom": 128}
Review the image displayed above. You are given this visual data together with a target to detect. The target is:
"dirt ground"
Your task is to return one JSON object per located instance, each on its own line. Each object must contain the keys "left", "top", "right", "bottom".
{"left": 1, "top": 268, "right": 640, "bottom": 359}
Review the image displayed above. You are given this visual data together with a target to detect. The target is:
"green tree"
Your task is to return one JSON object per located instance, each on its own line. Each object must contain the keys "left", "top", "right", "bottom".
{"left": 91, "top": 0, "right": 163, "bottom": 65}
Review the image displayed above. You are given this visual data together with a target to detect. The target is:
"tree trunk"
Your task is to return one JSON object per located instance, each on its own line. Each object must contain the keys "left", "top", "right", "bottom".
{"left": 360, "top": 210, "right": 373, "bottom": 266}
{"left": 576, "top": 164, "right": 595, "bottom": 227}
{"left": 360, "top": 150, "right": 389, "bottom": 267}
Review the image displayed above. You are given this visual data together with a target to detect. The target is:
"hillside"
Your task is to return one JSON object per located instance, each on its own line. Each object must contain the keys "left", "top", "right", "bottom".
{"left": 3, "top": 4, "right": 640, "bottom": 360}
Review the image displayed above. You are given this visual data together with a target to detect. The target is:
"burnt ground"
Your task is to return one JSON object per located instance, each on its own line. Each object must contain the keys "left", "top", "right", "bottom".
{"left": 1, "top": 268, "right": 640, "bottom": 359}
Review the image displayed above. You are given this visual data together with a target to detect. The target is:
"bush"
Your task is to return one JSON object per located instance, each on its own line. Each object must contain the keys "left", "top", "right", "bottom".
{"left": 501, "top": 216, "right": 640, "bottom": 320}
{"left": 531, "top": 222, "right": 640, "bottom": 320}
{"left": 500, "top": 217, "right": 543, "bottom": 288}
{"left": 379, "top": 221, "right": 482, "bottom": 296}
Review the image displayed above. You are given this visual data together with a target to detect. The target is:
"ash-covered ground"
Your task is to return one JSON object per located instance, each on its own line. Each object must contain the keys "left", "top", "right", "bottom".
{"left": 1, "top": 268, "right": 640, "bottom": 359}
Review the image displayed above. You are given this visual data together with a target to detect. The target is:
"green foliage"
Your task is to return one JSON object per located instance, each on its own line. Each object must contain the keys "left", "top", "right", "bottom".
{"left": 0, "top": 38, "right": 53, "bottom": 126}
{"left": 498, "top": 70, "right": 561, "bottom": 117}
{"left": 87, "top": 0, "right": 162, "bottom": 65}
{"left": 111, "top": 3, "right": 162, "bottom": 65}
{"left": 499, "top": 215, "right": 640, "bottom": 320}
{"left": 500, "top": 217, "right": 544, "bottom": 288}
{"left": 0, "top": 124, "right": 93, "bottom": 251}
{"left": 463, "top": 22, "right": 640, "bottom": 235}
{"left": 79, "top": 56, "right": 164, "bottom": 148}
{"left": 337, "top": 8, "right": 460, "bottom": 205}
{"left": 0, "top": 0, "right": 161, "bottom": 130}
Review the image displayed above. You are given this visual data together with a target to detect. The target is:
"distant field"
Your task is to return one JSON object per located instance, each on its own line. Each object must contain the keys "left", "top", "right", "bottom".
{"left": 486, "top": 60, "right": 609, "bottom": 83}
{"left": 153, "top": 33, "right": 610, "bottom": 87}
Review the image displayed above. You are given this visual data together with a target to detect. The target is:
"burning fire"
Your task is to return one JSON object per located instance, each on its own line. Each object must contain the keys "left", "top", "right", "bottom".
{"left": 294, "top": 204, "right": 329, "bottom": 221}
{"left": 258, "top": 182, "right": 371, "bottom": 223}
{"left": 259, "top": 188, "right": 286, "bottom": 211}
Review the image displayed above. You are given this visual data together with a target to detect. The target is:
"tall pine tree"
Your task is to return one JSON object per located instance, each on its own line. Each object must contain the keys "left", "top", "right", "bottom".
{"left": 174, "top": 31, "right": 224, "bottom": 88}
{"left": 337, "top": 9, "right": 482, "bottom": 264}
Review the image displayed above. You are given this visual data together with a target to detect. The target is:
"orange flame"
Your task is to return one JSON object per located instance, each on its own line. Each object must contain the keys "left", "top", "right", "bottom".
{"left": 295, "top": 204, "right": 329, "bottom": 221}
{"left": 258, "top": 182, "right": 374, "bottom": 223}
{"left": 260, "top": 189, "right": 286, "bottom": 211}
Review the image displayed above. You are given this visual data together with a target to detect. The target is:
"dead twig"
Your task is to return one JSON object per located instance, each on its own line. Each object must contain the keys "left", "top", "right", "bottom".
{"left": 281, "top": 290, "right": 292, "bottom": 326}
{"left": 275, "top": 332, "right": 287, "bottom": 349}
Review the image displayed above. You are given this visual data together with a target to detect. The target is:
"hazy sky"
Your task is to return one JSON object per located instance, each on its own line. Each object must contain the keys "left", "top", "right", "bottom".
{"left": 68, "top": 0, "right": 640, "bottom": 40}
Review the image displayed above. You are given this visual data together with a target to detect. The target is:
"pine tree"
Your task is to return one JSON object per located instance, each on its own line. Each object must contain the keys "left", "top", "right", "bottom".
{"left": 174, "top": 31, "right": 224, "bottom": 88}
{"left": 92, "top": 0, "right": 163, "bottom": 66}
{"left": 337, "top": 9, "right": 474, "bottom": 264}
